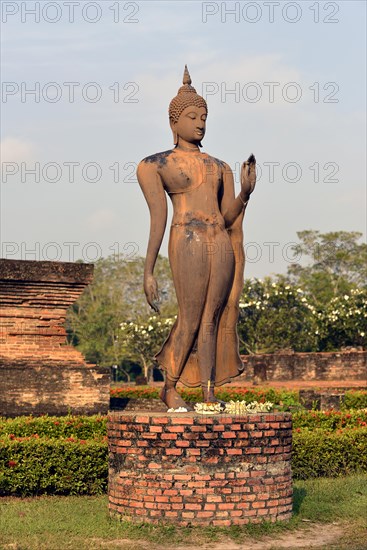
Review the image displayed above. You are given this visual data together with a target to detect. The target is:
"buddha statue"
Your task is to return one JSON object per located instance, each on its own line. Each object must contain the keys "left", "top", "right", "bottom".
{"left": 137, "top": 66, "right": 256, "bottom": 410}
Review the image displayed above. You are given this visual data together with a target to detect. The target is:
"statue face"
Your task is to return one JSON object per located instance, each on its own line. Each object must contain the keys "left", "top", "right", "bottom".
{"left": 172, "top": 106, "right": 207, "bottom": 144}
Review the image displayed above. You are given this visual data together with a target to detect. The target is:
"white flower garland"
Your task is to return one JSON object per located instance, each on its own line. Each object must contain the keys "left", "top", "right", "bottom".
{"left": 193, "top": 400, "right": 274, "bottom": 415}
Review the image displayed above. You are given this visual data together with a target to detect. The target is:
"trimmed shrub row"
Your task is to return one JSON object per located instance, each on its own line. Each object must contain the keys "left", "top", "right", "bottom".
{"left": 0, "top": 436, "right": 107, "bottom": 496}
{"left": 0, "top": 414, "right": 107, "bottom": 439}
{"left": 1, "top": 427, "right": 367, "bottom": 496}
{"left": 343, "top": 390, "right": 367, "bottom": 410}
{"left": 1, "top": 410, "right": 367, "bottom": 439}
{"left": 293, "top": 427, "right": 367, "bottom": 479}
{"left": 293, "top": 410, "right": 367, "bottom": 429}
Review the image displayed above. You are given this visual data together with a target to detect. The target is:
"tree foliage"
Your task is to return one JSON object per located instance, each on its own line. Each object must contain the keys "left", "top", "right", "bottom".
{"left": 238, "top": 279, "right": 367, "bottom": 354}
{"left": 237, "top": 278, "right": 319, "bottom": 354}
{"left": 119, "top": 316, "right": 175, "bottom": 381}
{"left": 66, "top": 254, "right": 176, "bottom": 377}
{"left": 316, "top": 288, "right": 367, "bottom": 351}
{"left": 286, "top": 230, "right": 367, "bottom": 305}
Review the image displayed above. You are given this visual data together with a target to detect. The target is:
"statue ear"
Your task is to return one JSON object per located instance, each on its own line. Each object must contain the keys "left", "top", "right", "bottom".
{"left": 170, "top": 120, "right": 178, "bottom": 145}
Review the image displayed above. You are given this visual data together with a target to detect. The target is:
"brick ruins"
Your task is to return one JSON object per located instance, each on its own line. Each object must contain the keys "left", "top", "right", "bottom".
{"left": 0, "top": 259, "right": 110, "bottom": 416}
{"left": 241, "top": 350, "right": 366, "bottom": 383}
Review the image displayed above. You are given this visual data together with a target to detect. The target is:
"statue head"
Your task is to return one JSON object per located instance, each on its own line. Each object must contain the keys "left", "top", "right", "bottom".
{"left": 169, "top": 66, "right": 208, "bottom": 147}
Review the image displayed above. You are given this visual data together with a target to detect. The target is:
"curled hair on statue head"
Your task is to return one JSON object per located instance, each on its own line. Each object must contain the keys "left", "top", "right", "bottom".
{"left": 168, "top": 65, "right": 208, "bottom": 125}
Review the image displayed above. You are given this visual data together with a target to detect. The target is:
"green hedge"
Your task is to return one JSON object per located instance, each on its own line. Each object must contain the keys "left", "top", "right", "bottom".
{"left": 292, "top": 427, "right": 367, "bottom": 479}
{"left": 1, "top": 410, "right": 367, "bottom": 440}
{"left": 0, "top": 414, "right": 107, "bottom": 439}
{"left": 343, "top": 390, "right": 367, "bottom": 410}
{"left": 0, "top": 436, "right": 107, "bottom": 496}
{"left": 1, "top": 428, "right": 367, "bottom": 496}
{"left": 292, "top": 410, "right": 367, "bottom": 430}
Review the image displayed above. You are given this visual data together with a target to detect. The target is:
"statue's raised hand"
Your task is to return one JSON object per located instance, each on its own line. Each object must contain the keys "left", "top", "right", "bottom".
{"left": 241, "top": 154, "right": 256, "bottom": 199}
{"left": 144, "top": 273, "right": 160, "bottom": 313}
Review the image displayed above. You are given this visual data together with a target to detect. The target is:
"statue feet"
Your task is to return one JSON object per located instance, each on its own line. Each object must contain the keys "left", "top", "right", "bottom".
{"left": 210, "top": 398, "right": 226, "bottom": 407}
{"left": 202, "top": 388, "right": 226, "bottom": 408}
{"left": 160, "top": 387, "right": 193, "bottom": 411}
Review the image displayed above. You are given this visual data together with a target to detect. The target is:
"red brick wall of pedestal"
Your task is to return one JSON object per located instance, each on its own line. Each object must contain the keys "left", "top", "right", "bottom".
{"left": 108, "top": 412, "right": 292, "bottom": 526}
{"left": 0, "top": 259, "right": 110, "bottom": 416}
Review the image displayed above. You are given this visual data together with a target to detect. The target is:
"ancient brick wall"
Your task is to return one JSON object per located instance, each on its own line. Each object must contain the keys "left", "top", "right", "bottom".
{"left": 108, "top": 412, "right": 292, "bottom": 526}
{"left": 241, "top": 351, "right": 367, "bottom": 383}
{"left": 0, "top": 360, "right": 110, "bottom": 416}
{"left": 0, "top": 259, "right": 110, "bottom": 416}
{"left": 0, "top": 259, "right": 93, "bottom": 364}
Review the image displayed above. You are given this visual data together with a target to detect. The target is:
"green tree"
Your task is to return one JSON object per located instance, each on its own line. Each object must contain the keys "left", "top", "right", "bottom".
{"left": 316, "top": 288, "right": 367, "bottom": 351}
{"left": 67, "top": 254, "right": 176, "bottom": 379}
{"left": 119, "top": 316, "right": 175, "bottom": 381}
{"left": 238, "top": 278, "right": 318, "bottom": 354}
{"left": 287, "top": 230, "right": 367, "bottom": 305}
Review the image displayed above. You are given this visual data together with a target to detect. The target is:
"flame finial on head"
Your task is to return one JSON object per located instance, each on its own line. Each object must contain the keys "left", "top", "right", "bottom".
{"left": 168, "top": 65, "right": 208, "bottom": 124}
{"left": 183, "top": 65, "right": 191, "bottom": 86}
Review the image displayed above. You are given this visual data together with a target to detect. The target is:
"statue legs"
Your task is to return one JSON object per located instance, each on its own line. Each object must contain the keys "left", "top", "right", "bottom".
{"left": 157, "top": 224, "right": 235, "bottom": 407}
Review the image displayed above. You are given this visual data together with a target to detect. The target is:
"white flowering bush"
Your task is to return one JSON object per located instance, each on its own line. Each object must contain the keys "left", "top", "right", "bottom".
{"left": 316, "top": 288, "right": 367, "bottom": 350}
{"left": 238, "top": 279, "right": 366, "bottom": 354}
{"left": 120, "top": 315, "right": 175, "bottom": 381}
{"left": 238, "top": 278, "right": 319, "bottom": 354}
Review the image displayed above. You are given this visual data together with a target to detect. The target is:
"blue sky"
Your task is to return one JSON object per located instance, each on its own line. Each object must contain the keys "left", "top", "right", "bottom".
{"left": 1, "top": 0, "right": 366, "bottom": 277}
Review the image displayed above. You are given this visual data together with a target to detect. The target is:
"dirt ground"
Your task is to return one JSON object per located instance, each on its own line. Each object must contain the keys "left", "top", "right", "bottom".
{"left": 91, "top": 523, "right": 350, "bottom": 550}
{"left": 180, "top": 524, "right": 345, "bottom": 550}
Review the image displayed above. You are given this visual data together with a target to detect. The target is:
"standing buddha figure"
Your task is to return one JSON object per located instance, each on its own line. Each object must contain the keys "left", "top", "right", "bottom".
{"left": 137, "top": 66, "right": 256, "bottom": 410}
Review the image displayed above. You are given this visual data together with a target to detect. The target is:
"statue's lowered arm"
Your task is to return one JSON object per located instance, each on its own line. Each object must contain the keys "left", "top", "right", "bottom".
{"left": 137, "top": 161, "right": 167, "bottom": 313}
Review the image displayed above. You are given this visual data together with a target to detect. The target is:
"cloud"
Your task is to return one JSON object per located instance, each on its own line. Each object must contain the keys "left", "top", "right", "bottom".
{"left": 83, "top": 208, "right": 119, "bottom": 231}
{"left": 0, "top": 137, "right": 36, "bottom": 163}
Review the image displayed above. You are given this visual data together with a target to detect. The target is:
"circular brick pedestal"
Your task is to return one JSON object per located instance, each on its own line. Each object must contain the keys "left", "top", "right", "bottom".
{"left": 108, "top": 412, "right": 292, "bottom": 526}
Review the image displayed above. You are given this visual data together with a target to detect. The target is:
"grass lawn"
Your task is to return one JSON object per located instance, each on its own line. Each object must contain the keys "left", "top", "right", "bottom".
{"left": 1, "top": 475, "right": 366, "bottom": 550}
